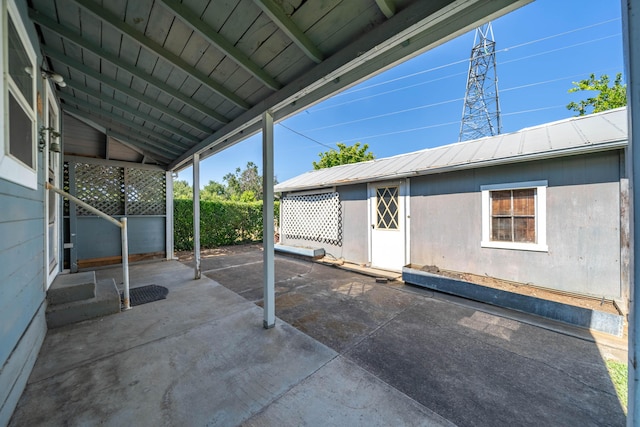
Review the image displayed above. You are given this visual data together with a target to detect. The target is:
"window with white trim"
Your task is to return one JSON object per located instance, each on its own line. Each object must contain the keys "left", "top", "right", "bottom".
{"left": 0, "top": 2, "right": 37, "bottom": 189}
{"left": 481, "top": 181, "right": 548, "bottom": 252}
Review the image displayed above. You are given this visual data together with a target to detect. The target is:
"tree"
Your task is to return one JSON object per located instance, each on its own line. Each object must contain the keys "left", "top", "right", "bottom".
{"left": 173, "top": 180, "right": 192, "bottom": 199}
{"left": 312, "top": 142, "right": 375, "bottom": 170}
{"left": 201, "top": 180, "right": 227, "bottom": 201}
{"left": 223, "top": 161, "right": 264, "bottom": 201}
{"left": 566, "top": 73, "right": 627, "bottom": 116}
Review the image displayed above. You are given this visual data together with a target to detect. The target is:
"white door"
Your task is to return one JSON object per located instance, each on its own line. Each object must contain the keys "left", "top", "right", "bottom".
{"left": 369, "top": 181, "right": 407, "bottom": 271}
{"left": 45, "top": 89, "right": 60, "bottom": 288}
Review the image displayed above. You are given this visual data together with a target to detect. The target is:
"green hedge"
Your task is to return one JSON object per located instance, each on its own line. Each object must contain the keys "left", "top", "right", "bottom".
{"left": 174, "top": 199, "right": 279, "bottom": 251}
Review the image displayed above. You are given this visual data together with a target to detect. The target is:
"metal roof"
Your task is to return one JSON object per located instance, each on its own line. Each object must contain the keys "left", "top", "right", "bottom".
{"left": 275, "top": 107, "right": 628, "bottom": 193}
{"left": 28, "top": 0, "right": 531, "bottom": 170}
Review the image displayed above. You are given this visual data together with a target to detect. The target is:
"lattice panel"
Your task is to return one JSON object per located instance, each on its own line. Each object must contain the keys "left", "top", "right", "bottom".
{"left": 74, "top": 163, "right": 124, "bottom": 216}
{"left": 126, "top": 168, "right": 166, "bottom": 215}
{"left": 281, "top": 192, "right": 342, "bottom": 246}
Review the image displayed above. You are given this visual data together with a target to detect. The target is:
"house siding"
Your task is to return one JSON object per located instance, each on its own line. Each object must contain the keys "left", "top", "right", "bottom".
{"left": 281, "top": 184, "right": 369, "bottom": 263}
{"left": 409, "top": 151, "right": 622, "bottom": 299}
{"left": 0, "top": 134, "right": 48, "bottom": 427}
{"left": 0, "top": 2, "right": 48, "bottom": 423}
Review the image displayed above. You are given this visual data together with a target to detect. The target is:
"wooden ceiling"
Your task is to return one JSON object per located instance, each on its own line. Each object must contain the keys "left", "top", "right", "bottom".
{"left": 29, "top": 0, "right": 531, "bottom": 170}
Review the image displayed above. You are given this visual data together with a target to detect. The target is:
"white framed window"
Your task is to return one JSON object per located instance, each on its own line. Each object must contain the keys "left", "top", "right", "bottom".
{"left": 0, "top": 1, "right": 38, "bottom": 190}
{"left": 481, "top": 180, "right": 548, "bottom": 252}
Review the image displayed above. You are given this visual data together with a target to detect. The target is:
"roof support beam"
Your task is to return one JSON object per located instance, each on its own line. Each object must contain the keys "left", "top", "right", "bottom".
{"left": 63, "top": 80, "right": 199, "bottom": 143}
{"left": 375, "top": 0, "right": 396, "bottom": 18}
{"left": 169, "top": 0, "right": 531, "bottom": 171}
{"left": 158, "top": 0, "right": 282, "bottom": 89}
{"left": 29, "top": 9, "right": 231, "bottom": 124}
{"left": 59, "top": 94, "right": 189, "bottom": 151}
{"left": 43, "top": 46, "right": 212, "bottom": 134}
{"left": 252, "top": 0, "right": 324, "bottom": 63}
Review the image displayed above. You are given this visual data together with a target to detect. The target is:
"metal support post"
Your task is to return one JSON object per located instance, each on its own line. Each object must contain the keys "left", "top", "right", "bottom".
{"left": 623, "top": 1, "right": 639, "bottom": 424}
{"left": 262, "top": 111, "right": 275, "bottom": 329}
{"left": 166, "top": 171, "right": 174, "bottom": 260}
{"left": 121, "top": 217, "right": 130, "bottom": 310}
{"left": 193, "top": 153, "right": 201, "bottom": 279}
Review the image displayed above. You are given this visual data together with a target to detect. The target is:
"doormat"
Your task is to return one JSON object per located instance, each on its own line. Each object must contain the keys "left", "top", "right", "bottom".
{"left": 121, "top": 285, "right": 169, "bottom": 307}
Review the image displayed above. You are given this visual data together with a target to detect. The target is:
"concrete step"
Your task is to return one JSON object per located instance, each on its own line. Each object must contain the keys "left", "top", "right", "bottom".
{"left": 46, "top": 279, "right": 121, "bottom": 329}
{"left": 47, "top": 271, "right": 96, "bottom": 305}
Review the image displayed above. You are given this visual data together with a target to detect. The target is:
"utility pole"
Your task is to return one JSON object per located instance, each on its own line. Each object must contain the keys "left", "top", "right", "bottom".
{"left": 459, "top": 22, "right": 501, "bottom": 142}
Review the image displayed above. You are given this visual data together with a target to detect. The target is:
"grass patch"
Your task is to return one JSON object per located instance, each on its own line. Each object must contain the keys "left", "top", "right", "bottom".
{"left": 606, "top": 359, "right": 628, "bottom": 413}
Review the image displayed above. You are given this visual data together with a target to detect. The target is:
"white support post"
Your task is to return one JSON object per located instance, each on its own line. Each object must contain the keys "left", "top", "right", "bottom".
{"left": 121, "top": 217, "right": 130, "bottom": 310}
{"left": 262, "top": 111, "right": 275, "bottom": 329}
{"left": 623, "top": 2, "right": 639, "bottom": 424}
{"left": 193, "top": 153, "right": 201, "bottom": 279}
{"left": 166, "top": 172, "right": 174, "bottom": 260}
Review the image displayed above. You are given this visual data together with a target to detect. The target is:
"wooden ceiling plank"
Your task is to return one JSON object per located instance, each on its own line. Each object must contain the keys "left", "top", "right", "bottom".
{"left": 252, "top": 0, "right": 323, "bottom": 63}
{"left": 69, "top": 0, "right": 251, "bottom": 110}
{"left": 61, "top": 81, "right": 200, "bottom": 142}
{"left": 42, "top": 46, "right": 212, "bottom": 134}
{"left": 59, "top": 95, "right": 190, "bottom": 151}
{"left": 63, "top": 106, "right": 174, "bottom": 163}
{"left": 30, "top": 9, "right": 231, "bottom": 124}
{"left": 157, "top": 0, "right": 282, "bottom": 91}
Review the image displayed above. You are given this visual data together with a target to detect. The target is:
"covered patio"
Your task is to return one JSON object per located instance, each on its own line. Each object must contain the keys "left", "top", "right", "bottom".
{"left": 9, "top": 249, "right": 627, "bottom": 425}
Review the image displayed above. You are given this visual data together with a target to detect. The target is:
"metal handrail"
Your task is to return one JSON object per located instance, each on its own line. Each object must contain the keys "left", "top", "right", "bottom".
{"left": 46, "top": 182, "right": 131, "bottom": 310}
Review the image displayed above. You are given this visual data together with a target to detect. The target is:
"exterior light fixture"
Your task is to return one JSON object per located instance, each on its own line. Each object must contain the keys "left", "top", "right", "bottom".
{"left": 40, "top": 68, "right": 66, "bottom": 87}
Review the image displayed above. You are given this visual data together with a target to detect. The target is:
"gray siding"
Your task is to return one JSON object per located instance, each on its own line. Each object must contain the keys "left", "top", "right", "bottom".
{"left": 409, "top": 151, "right": 623, "bottom": 299}
{"left": 0, "top": 2, "right": 48, "bottom": 422}
{"left": 281, "top": 184, "right": 369, "bottom": 263}
{"left": 76, "top": 216, "right": 166, "bottom": 259}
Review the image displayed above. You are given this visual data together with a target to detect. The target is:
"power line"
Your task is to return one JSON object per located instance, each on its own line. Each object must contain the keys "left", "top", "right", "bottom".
{"left": 299, "top": 68, "right": 618, "bottom": 134}
{"left": 325, "top": 17, "right": 620, "bottom": 100}
{"left": 338, "top": 105, "right": 567, "bottom": 144}
{"left": 308, "top": 32, "right": 620, "bottom": 114}
{"left": 278, "top": 122, "right": 334, "bottom": 150}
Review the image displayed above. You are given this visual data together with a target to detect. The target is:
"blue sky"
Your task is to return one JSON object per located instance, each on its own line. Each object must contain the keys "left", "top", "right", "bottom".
{"left": 177, "top": 0, "right": 624, "bottom": 187}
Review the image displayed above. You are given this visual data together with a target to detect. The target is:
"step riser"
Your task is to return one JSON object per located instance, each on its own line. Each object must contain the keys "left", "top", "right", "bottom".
{"left": 46, "top": 279, "right": 121, "bottom": 329}
{"left": 48, "top": 271, "right": 96, "bottom": 305}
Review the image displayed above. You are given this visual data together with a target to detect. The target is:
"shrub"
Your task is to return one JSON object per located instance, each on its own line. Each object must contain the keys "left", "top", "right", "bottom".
{"left": 174, "top": 199, "right": 279, "bottom": 251}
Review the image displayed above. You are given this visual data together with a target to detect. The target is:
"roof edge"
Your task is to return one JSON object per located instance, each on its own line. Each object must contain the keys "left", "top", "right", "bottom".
{"left": 274, "top": 139, "right": 627, "bottom": 193}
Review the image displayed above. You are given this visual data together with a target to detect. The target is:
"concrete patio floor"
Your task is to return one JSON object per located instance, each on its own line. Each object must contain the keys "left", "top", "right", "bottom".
{"left": 10, "top": 246, "right": 627, "bottom": 426}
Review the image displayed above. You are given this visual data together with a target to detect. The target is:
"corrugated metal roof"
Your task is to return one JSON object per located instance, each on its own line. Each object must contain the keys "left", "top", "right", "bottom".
{"left": 275, "top": 107, "right": 628, "bottom": 193}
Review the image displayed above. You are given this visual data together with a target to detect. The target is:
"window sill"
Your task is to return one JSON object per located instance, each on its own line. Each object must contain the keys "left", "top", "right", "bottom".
{"left": 481, "top": 241, "right": 548, "bottom": 252}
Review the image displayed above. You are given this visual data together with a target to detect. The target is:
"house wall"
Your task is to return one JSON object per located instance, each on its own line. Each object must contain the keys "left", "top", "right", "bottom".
{"left": 409, "top": 151, "right": 623, "bottom": 299}
{"left": 281, "top": 184, "right": 369, "bottom": 263}
{"left": 0, "top": 2, "right": 48, "bottom": 424}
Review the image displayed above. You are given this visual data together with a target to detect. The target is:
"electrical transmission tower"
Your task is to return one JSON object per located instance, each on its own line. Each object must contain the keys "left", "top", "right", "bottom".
{"left": 459, "top": 22, "right": 501, "bottom": 142}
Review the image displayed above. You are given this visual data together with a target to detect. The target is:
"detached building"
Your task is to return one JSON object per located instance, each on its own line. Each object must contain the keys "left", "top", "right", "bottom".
{"left": 275, "top": 108, "right": 628, "bottom": 303}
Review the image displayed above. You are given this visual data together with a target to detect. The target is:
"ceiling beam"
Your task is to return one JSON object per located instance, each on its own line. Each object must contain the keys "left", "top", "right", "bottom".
{"left": 375, "top": 0, "right": 396, "bottom": 18}
{"left": 158, "top": 0, "right": 283, "bottom": 89}
{"left": 43, "top": 46, "right": 212, "bottom": 134}
{"left": 70, "top": 0, "right": 251, "bottom": 109}
{"left": 63, "top": 80, "right": 199, "bottom": 143}
{"left": 64, "top": 107, "right": 173, "bottom": 164}
{"left": 252, "top": 0, "right": 324, "bottom": 63}
{"left": 29, "top": 9, "right": 232, "bottom": 124}
{"left": 60, "top": 96, "right": 187, "bottom": 153}
{"left": 169, "top": 0, "right": 531, "bottom": 171}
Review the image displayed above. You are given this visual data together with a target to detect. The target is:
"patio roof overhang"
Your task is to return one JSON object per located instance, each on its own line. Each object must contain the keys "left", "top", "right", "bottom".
{"left": 29, "top": 0, "right": 532, "bottom": 171}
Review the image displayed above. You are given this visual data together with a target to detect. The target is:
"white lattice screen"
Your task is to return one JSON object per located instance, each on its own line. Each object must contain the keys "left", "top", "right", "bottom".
{"left": 70, "top": 162, "right": 165, "bottom": 216}
{"left": 282, "top": 192, "right": 342, "bottom": 246}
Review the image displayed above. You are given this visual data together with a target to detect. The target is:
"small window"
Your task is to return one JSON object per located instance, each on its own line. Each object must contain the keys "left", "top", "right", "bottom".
{"left": 0, "top": 2, "right": 38, "bottom": 189}
{"left": 376, "top": 186, "right": 399, "bottom": 229}
{"left": 481, "top": 181, "right": 548, "bottom": 252}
